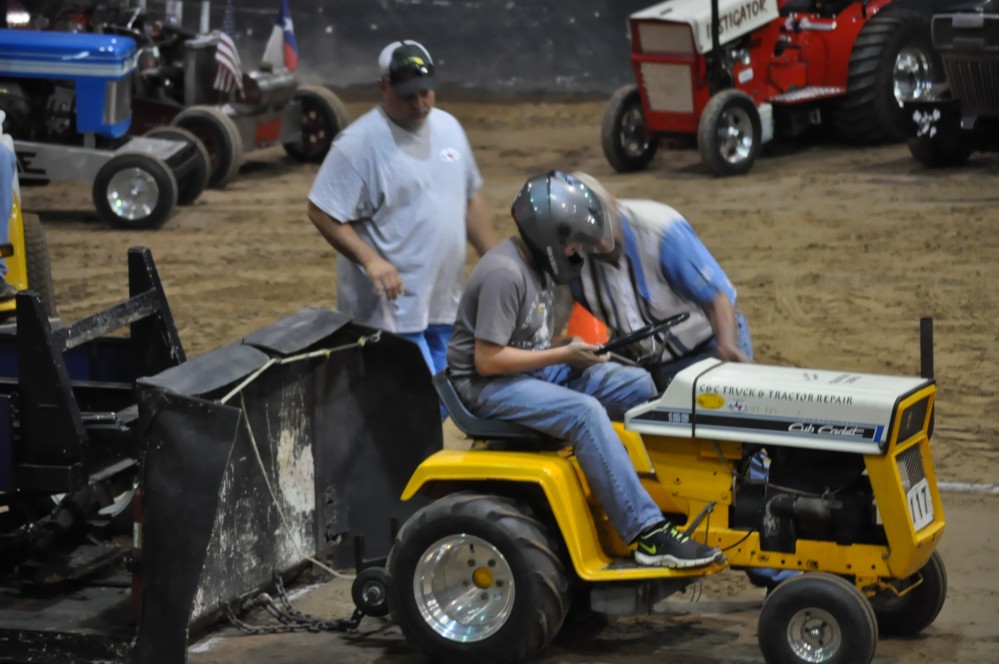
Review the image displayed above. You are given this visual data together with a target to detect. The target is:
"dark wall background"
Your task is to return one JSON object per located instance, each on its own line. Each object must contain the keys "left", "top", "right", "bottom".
{"left": 142, "top": 0, "right": 651, "bottom": 95}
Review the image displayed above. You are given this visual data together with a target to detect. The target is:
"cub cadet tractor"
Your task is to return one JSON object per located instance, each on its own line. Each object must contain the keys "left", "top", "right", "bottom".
{"left": 362, "top": 317, "right": 947, "bottom": 664}
{"left": 603, "top": 0, "right": 940, "bottom": 176}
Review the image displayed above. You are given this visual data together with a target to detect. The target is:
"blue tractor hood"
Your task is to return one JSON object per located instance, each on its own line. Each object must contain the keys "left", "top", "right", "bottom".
{"left": 0, "top": 28, "right": 136, "bottom": 79}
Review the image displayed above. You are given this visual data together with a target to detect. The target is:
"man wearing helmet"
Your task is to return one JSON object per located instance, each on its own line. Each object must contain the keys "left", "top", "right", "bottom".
{"left": 566, "top": 172, "right": 752, "bottom": 391}
{"left": 445, "top": 171, "right": 723, "bottom": 568}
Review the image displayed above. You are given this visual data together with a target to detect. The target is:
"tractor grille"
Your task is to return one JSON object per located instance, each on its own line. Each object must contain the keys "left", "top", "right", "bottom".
{"left": 896, "top": 445, "right": 927, "bottom": 493}
{"left": 638, "top": 62, "right": 694, "bottom": 114}
{"left": 943, "top": 56, "right": 999, "bottom": 117}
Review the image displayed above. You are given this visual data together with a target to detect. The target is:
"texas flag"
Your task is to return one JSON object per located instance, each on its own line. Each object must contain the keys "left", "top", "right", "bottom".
{"left": 261, "top": 0, "right": 299, "bottom": 72}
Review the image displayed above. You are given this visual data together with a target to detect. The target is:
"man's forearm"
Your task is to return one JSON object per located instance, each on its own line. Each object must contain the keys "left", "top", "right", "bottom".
{"left": 308, "top": 201, "right": 377, "bottom": 267}
{"left": 465, "top": 192, "right": 498, "bottom": 257}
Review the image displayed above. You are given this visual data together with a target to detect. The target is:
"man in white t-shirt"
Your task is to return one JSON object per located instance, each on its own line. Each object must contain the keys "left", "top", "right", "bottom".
{"left": 307, "top": 40, "right": 496, "bottom": 375}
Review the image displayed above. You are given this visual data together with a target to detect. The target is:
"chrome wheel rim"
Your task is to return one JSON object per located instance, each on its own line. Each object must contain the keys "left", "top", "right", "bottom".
{"left": 619, "top": 103, "right": 652, "bottom": 158}
{"left": 717, "top": 106, "right": 754, "bottom": 165}
{"left": 786, "top": 607, "right": 841, "bottom": 662}
{"left": 894, "top": 47, "right": 933, "bottom": 106}
{"left": 106, "top": 167, "right": 159, "bottom": 221}
{"left": 414, "top": 534, "right": 515, "bottom": 642}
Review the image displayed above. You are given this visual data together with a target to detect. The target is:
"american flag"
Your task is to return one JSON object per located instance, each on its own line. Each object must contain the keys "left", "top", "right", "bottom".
{"left": 213, "top": 0, "right": 243, "bottom": 95}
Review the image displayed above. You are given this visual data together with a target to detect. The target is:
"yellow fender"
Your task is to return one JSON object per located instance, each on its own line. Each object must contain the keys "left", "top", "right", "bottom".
{"left": 402, "top": 448, "right": 724, "bottom": 582}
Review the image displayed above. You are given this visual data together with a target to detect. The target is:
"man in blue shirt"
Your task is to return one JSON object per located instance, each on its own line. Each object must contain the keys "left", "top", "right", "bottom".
{"left": 568, "top": 172, "right": 751, "bottom": 390}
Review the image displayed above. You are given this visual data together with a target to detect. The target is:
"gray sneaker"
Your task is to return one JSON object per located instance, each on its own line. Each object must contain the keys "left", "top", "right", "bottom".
{"left": 634, "top": 523, "right": 725, "bottom": 568}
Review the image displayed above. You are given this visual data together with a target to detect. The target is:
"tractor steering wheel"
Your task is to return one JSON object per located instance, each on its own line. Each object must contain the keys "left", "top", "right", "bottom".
{"left": 594, "top": 312, "right": 690, "bottom": 356}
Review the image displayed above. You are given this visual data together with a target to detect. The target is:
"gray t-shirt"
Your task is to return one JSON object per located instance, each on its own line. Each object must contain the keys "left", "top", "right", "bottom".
{"left": 448, "top": 239, "right": 554, "bottom": 400}
{"left": 308, "top": 106, "right": 483, "bottom": 333}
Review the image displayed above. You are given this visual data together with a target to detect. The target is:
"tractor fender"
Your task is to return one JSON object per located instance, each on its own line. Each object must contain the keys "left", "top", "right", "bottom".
{"left": 401, "top": 449, "right": 624, "bottom": 581}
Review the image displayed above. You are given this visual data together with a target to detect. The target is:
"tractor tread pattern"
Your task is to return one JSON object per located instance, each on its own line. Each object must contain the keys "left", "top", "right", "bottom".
{"left": 388, "top": 491, "right": 569, "bottom": 664}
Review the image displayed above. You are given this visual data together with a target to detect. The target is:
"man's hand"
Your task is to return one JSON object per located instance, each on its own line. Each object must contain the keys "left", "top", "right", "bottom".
{"left": 364, "top": 255, "right": 404, "bottom": 300}
{"left": 561, "top": 339, "right": 609, "bottom": 368}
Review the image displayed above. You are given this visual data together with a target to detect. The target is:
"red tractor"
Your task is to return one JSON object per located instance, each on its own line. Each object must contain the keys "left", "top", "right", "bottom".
{"left": 603, "top": 0, "right": 940, "bottom": 176}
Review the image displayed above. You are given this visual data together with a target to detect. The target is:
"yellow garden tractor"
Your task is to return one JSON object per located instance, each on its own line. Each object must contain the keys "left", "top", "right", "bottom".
{"left": 365, "top": 318, "right": 947, "bottom": 664}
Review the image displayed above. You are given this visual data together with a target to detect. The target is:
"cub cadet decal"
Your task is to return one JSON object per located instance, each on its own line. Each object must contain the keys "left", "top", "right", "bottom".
{"left": 696, "top": 393, "right": 724, "bottom": 409}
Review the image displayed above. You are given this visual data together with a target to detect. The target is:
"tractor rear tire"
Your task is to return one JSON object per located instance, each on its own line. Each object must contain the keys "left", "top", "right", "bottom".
{"left": 22, "top": 213, "right": 57, "bottom": 317}
{"left": 601, "top": 84, "right": 658, "bottom": 172}
{"left": 870, "top": 550, "right": 947, "bottom": 636}
{"left": 759, "top": 572, "right": 878, "bottom": 664}
{"left": 697, "top": 89, "right": 761, "bottom": 177}
{"left": 93, "top": 153, "right": 178, "bottom": 230}
{"left": 387, "top": 492, "right": 569, "bottom": 664}
{"left": 283, "top": 84, "right": 349, "bottom": 163}
{"left": 831, "top": 10, "right": 939, "bottom": 144}
{"left": 172, "top": 106, "right": 243, "bottom": 189}
{"left": 143, "top": 126, "right": 211, "bottom": 205}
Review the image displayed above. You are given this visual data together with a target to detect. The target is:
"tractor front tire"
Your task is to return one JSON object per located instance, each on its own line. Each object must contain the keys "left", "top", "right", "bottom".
{"left": 908, "top": 135, "right": 973, "bottom": 168}
{"left": 697, "top": 89, "right": 762, "bottom": 177}
{"left": 832, "top": 11, "right": 939, "bottom": 144}
{"left": 759, "top": 573, "right": 878, "bottom": 664}
{"left": 283, "top": 84, "right": 349, "bottom": 163}
{"left": 387, "top": 492, "right": 569, "bottom": 664}
{"left": 172, "top": 106, "right": 243, "bottom": 188}
{"left": 143, "top": 126, "right": 211, "bottom": 205}
{"left": 93, "top": 153, "right": 178, "bottom": 230}
{"left": 22, "top": 213, "right": 57, "bottom": 317}
{"left": 870, "top": 550, "right": 947, "bottom": 636}
{"left": 601, "top": 84, "right": 658, "bottom": 172}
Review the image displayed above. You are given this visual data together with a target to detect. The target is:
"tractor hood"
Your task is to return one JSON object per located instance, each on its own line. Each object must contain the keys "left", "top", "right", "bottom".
{"left": 631, "top": 0, "right": 778, "bottom": 53}
{"left": 0, "top": 28, "right": 136, "bottom": 79}
{"left": 625, "top": 358, "right": 933, "bottom": 454}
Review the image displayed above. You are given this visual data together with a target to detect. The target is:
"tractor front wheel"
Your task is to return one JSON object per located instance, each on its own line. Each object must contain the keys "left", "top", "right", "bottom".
{"left": 93, "top": 153, "right": 178, "bottom": 230}
{"left": 601, "top": 84, "right": 658, "bottom": 172}
{"left": 870, "top": 550, "right": 947, "bottom": 636}
{"left": 697, "top": 89, "right": 761, "bottom": 177}
{"left": 143, "top": 126, "right": 211, "bottom": 205}
{"left": 908, "top": 135, "right": 973, "bottom": 168}
{"left": 759, "top": 573, "right": 878, "bottom": 664}
{"left": 283, "top": 84, "right": 349, "bottom": 163}
{"left": 172, "top": 105, "right": 243, "bottom": 188}
{"left": 386, "top": 492, "right": 569, "bottom": 664}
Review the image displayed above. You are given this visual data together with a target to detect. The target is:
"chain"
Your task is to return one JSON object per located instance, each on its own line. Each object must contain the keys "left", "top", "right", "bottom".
{"left": 221, "top": 575, "right": 365, "bottom": 635}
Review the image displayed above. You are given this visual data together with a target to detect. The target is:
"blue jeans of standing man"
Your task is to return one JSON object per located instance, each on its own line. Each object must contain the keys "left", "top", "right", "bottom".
{"left": 464, "top": 361, "right": 662, "bottom": 544}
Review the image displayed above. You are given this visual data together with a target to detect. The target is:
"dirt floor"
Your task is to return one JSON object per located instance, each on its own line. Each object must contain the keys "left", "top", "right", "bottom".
{"left": 21, "top": 95, "right": 999, "bottom": 662}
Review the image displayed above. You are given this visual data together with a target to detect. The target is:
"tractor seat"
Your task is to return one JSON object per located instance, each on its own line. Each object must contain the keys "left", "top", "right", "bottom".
{"left": 433, "top": 371, "right": 554, "bottom": 444}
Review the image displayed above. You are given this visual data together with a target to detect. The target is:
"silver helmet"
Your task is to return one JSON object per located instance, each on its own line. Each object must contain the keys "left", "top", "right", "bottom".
{"left": 510, "top": 171, "right": 612, "bottom": 284}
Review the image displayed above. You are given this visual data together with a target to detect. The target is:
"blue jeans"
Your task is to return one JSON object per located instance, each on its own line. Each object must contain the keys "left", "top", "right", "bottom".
{"left": 398, "top": 323, "right": 452, "bottom": 375}
{"left": 399, "top": 324, "right": 451, "bottom": 419}
{"left": 465, "top": 362, "right": 662, "bottom": 543}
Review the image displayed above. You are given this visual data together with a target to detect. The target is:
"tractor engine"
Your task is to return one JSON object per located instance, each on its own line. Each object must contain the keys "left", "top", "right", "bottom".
{"left": 0, "top": 79, "right": 78, "bottom": 144}
{"left": 732, "top": 447, "right": 883, "bottom": 553}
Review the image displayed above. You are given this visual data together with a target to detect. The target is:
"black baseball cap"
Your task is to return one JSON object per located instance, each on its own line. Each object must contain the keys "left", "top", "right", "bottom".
{"left": 378, "top": 40, "right": 435, "bottom": 96}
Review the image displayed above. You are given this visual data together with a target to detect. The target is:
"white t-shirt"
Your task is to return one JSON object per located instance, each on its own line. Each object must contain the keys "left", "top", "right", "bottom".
{"left": 308, "top": 106, "right": 483, "bottom": 333}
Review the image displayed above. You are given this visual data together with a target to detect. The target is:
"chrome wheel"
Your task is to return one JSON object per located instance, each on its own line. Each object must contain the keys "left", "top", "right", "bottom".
{"left": 414, "top": 533, "right": 515, "bottom": 642}
{"left": 786, "top": 607, "right": 841, "bottom": 662}
{"left": 106, "top": 167, "right": 160, "bottom": 221}
{"left": 716, "top": 106, "right": 754, "bottom": 165}
{"left": 893, "top": 46, "right": 933, "bottom": 106}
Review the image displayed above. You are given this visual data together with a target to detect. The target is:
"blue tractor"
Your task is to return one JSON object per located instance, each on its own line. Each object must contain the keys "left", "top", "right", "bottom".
{"left": 0, "top": 28, "right": 209, "bottom": 229}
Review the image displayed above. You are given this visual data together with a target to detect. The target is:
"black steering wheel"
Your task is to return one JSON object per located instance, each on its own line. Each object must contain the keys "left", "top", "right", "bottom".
{"left": 595, "top": 312, "right": 690, "bottom": 356}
